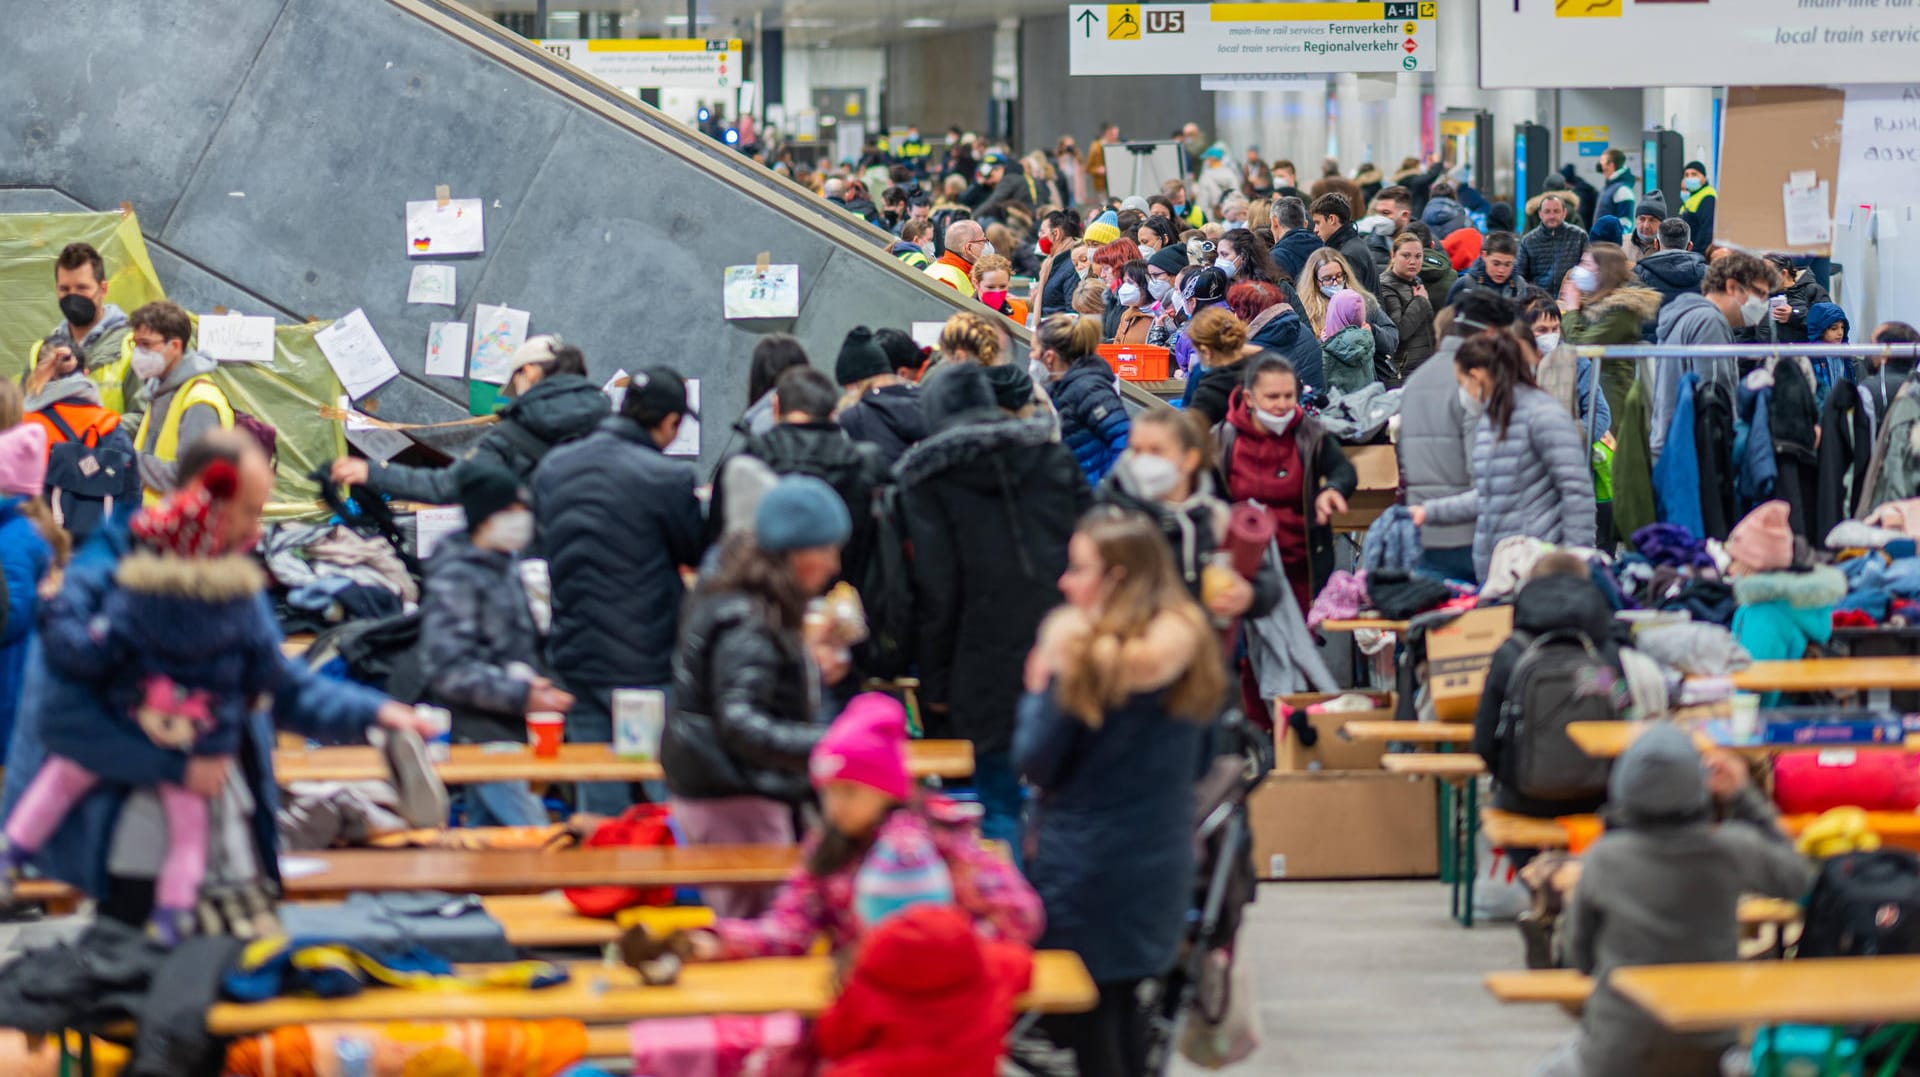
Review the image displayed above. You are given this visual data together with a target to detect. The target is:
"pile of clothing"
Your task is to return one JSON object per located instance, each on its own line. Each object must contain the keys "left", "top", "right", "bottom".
{"left": 264, "top": 523, "right": 419, "bottom": 632}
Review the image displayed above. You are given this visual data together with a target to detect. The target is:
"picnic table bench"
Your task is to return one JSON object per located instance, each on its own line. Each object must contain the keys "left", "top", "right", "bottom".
{"left": 1611, "top": 955, "right": 1920, "bottom": 1033}
{"left": 281, "top": 845, "right": 801, "bottom": 899}
{"left": 1379, "top": 753, "right": 1486, "bottom": 925}
{"left": 1564, "top": 721, "right": 1919, "bottom": 761}
{"left": 274, "top": 740, "right": 975, "bottom": 785}
{"left": 1729, "top": 657, "right": 1920, "bottom": 707}
{"left": 1340, "top": 721, "right": 1474, "bottom": 746}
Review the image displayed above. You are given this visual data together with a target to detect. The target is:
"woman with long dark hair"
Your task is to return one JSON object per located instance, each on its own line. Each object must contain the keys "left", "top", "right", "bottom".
{"left": 1410, "top": 332, "right": 1596, "bottom": 580}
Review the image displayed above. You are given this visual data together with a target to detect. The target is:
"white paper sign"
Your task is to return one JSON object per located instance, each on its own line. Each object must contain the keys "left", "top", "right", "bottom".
{"left": 469, "top": 303, "right": 531, "bottom": 385}
{"left": 1783, "top": 181, "right": 1833, "bottom": 247}
{"left": 197, "top": 313, "right": 276, "bottom": 363}
{"left": 910, "top": 321, "right": 945, "bottom": 350}
{"left": 314, "top": 308, "right": 401, "bottom": 399}
{"left": 414, "top": 506, "right": 467, "bottom": 559}
{"left": 338, "top": 395, "right": 413, "bottom": 463}
{"left": 424, "top": 321, "right": 468, "bottom": 378}
{"left": 722, "top": 265, "right": 800, "bottom": 319}
{"left": 405, "top": 198, "right": 485, "bottom": 258}
{"left": 602, "top": 368, "right": 629, "bottom": 413}
{"left": 665, "top": 378, "right": 701, "bottom": 457}
{"left": 1835, "top": 84, "right": 1920, "bottom": 223}
{"left": 407, "top": 264, "right": 457, "bottom": 305}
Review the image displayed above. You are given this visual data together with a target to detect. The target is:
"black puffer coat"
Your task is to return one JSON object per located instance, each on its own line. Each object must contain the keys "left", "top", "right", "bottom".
{"left": 532, "top": 416, "right": 705, "bottom": 693}
{"left": 661, "top": 591, "right": 822, "bottom": 804}
{"left": 896, "top": 399, "right": 1089, "bottom": 752}
{"left": 837, "top": 383, "right": 929, "bottom": 466}
{"left": 707, "top": 421, "right": 889, "bottom": 582}
{"left": 363, "top": 374, "right": 609, "bottom": 504}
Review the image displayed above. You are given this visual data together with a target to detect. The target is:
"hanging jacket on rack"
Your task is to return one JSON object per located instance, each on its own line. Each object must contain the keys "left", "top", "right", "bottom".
{"left": 1770, "top": 358, "right": 1821, "bottom": 542}
{"left": 1653, "top": 372, "right": 1704, "bottom": 538}
{"left": 1816, "top": 380, "right": 1875, "bottom": 540}
{"left": 1734, "top": 372, "right": 1776, "bottom": 510}
{"left": 1859, "top": 380, "right": 1920, "bottom": 518}
{"left": 1612, "top": 376, "right": 1657, "bottom": 546}
{"left": 1694, "top": 378, "right": 1738, "bottom": 541}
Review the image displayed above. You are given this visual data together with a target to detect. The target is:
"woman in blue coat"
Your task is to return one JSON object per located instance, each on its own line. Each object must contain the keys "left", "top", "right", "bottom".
{"left": 0, "top": 415, "right": 68, "bottom": 762}
{"left": 1034, "top": 313, "right": 1131, "bottom": 485}
{"left": 1016, "top": 509, "right": 1226, "bottom": 1077}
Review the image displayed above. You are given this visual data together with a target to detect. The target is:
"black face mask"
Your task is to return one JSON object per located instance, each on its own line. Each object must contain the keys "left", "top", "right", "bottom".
{"left": 59, "top": 293, "right": 97, "bottom": 327}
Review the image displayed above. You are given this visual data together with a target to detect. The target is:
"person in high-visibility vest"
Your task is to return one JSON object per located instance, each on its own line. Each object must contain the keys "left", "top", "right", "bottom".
{"left": 926, "top": 220, "right": 988, "bottom": 297}
{"left": 1680, "top": 160, "right": 1718, "bottom": 257}
{"left": 127, "top": 300, "right": 236, "bottom": 504}
{"left": 31, "top": 242, "right": 139, "bottom": 423}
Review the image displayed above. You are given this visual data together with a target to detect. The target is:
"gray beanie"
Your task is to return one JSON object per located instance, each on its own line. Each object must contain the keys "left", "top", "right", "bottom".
{"left": 754, "top": 474, "right": 852, "bottom": 552}
{"left": 1608, "top": 723, "right": 1709, "bottom": 824}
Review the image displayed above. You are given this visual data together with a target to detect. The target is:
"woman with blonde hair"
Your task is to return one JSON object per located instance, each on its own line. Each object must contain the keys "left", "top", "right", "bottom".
{"left": 936, "top": 311, "right": 1003, "bottom": 366}
{"left": 970, "top": 253, "right": 1029, "bottom": 325}
{"left": 1033, "top": 314, "right": 1129, "bottom": 484}
{"left": 1017, "top": 509, "right": 1225, "bottom": 1077}
{"left": 1298, "top": 246, "right": 1399, "bottom": 383}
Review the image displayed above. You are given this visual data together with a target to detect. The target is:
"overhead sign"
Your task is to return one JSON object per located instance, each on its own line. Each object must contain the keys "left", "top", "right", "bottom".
{"left": 536, "top": 38, "right": 742, "bottom": 91}
{"left": 1200, "top": 72, "right": 1328, "bottom": 92}
{"left": 1481, "top": 0, "right": 1920, "bottom": 88}
{"left": 1069, "top": 3, "right": 1437, "bottom": 76}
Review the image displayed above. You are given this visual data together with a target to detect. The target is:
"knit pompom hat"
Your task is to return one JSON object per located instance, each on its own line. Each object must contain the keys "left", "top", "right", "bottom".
{"left": 811, "top": 692, "right": 911, "bottom": 801}
{"left": 835, "top": 326, "right": 892, "bottom": 387}
{"left": 133, "top": 459, "right": 243, "bottom": 558}
{"left": 853, "top": 826, "right": 955, "bottom": 928}
{"left": 0, "top": 424, "right": 48, "bottom": 499}
{"left": 1726, "top": 500, "right": 1795, "bottom": 573}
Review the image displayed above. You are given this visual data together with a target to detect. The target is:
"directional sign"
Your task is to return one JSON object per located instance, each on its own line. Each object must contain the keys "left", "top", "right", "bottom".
{"left": 535, "top": 38, "right": 743, "bottom": 91}
{"left": 1069, "top": 3, "right": 1437, "bottom": 76}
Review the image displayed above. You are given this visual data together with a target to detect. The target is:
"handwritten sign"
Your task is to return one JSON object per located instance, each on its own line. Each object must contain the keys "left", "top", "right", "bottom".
{"left": 197, "top": 313, "right": 276, "bottom": 363}
{"left": 1835, "top": 84, "right": 1920, "bottom": 220}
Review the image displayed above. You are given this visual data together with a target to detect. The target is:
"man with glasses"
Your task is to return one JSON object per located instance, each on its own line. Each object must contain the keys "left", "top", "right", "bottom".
{"left": 1650, "top": 252, "right": 1776, "bottom": 462}
{"left": 127, "top": 301, "right": 235, "bottom": 501}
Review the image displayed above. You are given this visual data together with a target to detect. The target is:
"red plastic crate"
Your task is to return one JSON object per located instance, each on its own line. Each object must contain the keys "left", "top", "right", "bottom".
{"left": 1098, "top": 343, "right": 1171, "bottom": 381}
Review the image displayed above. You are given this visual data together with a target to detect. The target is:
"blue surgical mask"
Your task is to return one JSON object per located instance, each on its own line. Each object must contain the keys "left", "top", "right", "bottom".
{"left": 1683, "top": 176, "right": 1704, "bottom": 193}
{"left": 1320, "top": 284, "right": 1341, "bottom": 299}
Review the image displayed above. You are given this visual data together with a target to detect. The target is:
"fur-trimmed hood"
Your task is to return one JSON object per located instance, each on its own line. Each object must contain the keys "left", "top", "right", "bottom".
{"left": 893, "top": 415, "right": 1056, "bottom": 488}
{"left": 1733, "top": 565, "right": 1847, "bottom": 608}
{"left": 1586, "top": 285, "right": 1664, "bottom": 323}
{"left": 114, "top": 549, "right": 267, "bottom": 601}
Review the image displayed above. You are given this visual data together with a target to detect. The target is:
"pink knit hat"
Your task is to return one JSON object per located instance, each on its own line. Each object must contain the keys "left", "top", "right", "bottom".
{"left": 1726, "top": 500, "right": 1795, "bottom": 572}
{"left": 810, "top": 692, "right": 911, "bottom": 801}
{"left": 0, "top": 425, "right": 49, "bottom": 499}
{"left": 1322, "top": 288, "right": 1367, "bottom": 341}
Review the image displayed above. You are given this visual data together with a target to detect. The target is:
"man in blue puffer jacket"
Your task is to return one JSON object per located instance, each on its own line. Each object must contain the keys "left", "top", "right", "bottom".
{"left": 1035, "top": 314, "right": 1130, "bottom": 485}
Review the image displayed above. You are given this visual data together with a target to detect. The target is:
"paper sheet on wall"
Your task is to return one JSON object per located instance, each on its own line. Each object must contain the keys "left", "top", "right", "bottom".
{"left": 338, "top": 395, "right": 413, "bottom": 462}
{"left": 407, "top": 264, "right": 457, "bottom": 305}
{"left": 197, "top": 313, "right": 276, "bottom": 363}
{"left": 424, "top": 321, "right": 468, "bottom": 378}
{"left": 910, "top": 321, "right": 945, "bottom": 350}
{"left": 722, "top": 265, "right": 800, "bottom": 319}
{"left": 1835, "top": 84, "right": 1920, "bottom": 221}
{"left": 469, "top": 303, "right": 530, "bottom": 385}
{"left": 602, "top": 368, "right": 629, "bottom": 413}
{"left": 414, "top": 506, "right": 467, "bottom": 559}
{"left": 314, "top": 308, "right": 401, "bottom": 399}
{"left": 405, "top": 198, "right": 485, "bottom": 258}
{"left": 1783, "top": 181, "right": 1833, "bottom": 247}
{"left": 665, "top": 378, "right": 701, "bottom": 457}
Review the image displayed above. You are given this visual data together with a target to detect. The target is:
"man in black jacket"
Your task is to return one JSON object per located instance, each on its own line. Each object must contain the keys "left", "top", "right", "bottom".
{"left": 836, "top": 327, "right": 928, "bottom": 466}
{"left": 895, "top": 364, "right": 1089, "bottom": 853}
{"left": 1310, "top": 192, "right": 1375, "bottom": 285}
{"left": 1633, "top": 218, "right": 1707, "bottom": 312}
{"left": 1270, "top": 195, "right": 1324, "bottom": 282}
{"left": 532, "top": 366, "right": 704, "bottom": 813}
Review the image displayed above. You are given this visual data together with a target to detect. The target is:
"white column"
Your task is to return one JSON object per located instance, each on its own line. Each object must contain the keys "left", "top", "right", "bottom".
{"left": 1385, "top": 73, "right": 1425, "bottom": 169}
{"left": 1334, "top": 73, "right": 1367, "bottom": 169}
{"left": 1433, "top": 0, "right": 1486, "bottom": 116}
{"left": 1215, "top": 90, "right": 1260, "bottom": 160}
{"left": 1645, "top": 88, "right": 1716, "bottom": 174}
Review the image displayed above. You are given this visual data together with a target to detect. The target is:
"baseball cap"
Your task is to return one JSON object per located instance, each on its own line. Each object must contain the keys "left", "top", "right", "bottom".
{"left": 626, "top": 366, "right": 699, "bottom": 421}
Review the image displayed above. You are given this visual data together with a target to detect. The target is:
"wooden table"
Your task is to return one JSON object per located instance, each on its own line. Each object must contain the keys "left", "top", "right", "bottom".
{"left": 1730, "top": 656, "right": 1920, "bottom": 707}
{"left": 274, "top": 740, "right": 975, "bottom": 785}
{"left": 280, "top": 845, "right": 801, "bottom": 899}
{"left": 1611, "top": 955, "right": 1920, "bottom": 1033}
{"left": 481, "top": 895, "right": 714, "bottom": 949}
{"left": 1341, "top": 721, "right": 1474, "bottom": 746}
{"left": 1565, "top": 721, "right": 1918, "bottom": 761}
{"left": 205, "top": 952, "right": 1097, "bottom": 1034}
{"left": 1484, "top": 969, "right": 1592, "bottom": 1009}
{"left": 1319, "top": 618, "right": 1411, "bottom": 634}
{"left": 1380, "top": 753, "right": 1486, "bottom": 781}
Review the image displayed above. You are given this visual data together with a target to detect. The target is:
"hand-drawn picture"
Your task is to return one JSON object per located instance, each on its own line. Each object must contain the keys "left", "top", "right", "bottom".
{"left": 722, "top": 264, "right": 800, "bottom": 319}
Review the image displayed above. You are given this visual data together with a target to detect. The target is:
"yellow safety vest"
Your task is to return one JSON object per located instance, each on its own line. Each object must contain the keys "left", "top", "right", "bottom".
{"left": 30, "top": 333, "right": 137, "bottom": 415}
{"left": 925, "top": 260, "right": 976, "bottom": 298}
{"left": 135, "top": 374, "right": 236, "bottom": 505}
{"left": 1682, "top": 184, "right": 1716, "bottom": 214}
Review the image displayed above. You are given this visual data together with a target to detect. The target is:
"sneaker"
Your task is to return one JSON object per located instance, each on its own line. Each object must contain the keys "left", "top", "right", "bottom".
{"left": 382, "top": 727, "right": 450, "bottom": 829}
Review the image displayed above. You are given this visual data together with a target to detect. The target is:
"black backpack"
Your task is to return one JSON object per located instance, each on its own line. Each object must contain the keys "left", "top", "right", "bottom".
{"left": 42, "top": 410, "right": 140, "bottom": 544}
{"left": 1494, "top": 628, "right": 1625, "bottom": 803}
{"left": 857, "top": 484, "right": 914, "bottom": 679}
{"left": 1799, "top": 850, "right": 1920, "bottom": 958}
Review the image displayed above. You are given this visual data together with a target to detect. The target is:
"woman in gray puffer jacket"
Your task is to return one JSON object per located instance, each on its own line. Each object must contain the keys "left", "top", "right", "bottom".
{"left": 1412, "top": 332, "right": 1595, "bottom": 580}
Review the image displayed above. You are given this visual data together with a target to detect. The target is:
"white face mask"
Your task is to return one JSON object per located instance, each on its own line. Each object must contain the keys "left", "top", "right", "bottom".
{"left": 479, "top": 509, "right": 535, "bottom": 553}
{"left": 1225, "top": 219, "right": 1248, "bottom": 230}
{"left": 1076, "top": 266, "right": 1090, "bottom": 280}
{"left": 1121, "top": 451, "right": 1182, "bottom": 501}
{"left": 1569, "top": 266, "right": 1599, "bottom": 294}
{"left": 1739, "top": 293, "right": 1770, "bottom": 328}
{"left": 131, "top": 347, "right": 169, "bottom": 381}
{"left": 1148, "top": 278, "right": 1173, "bottom": 302}
{"left": 1253, "top": 407, "right": 1296, "bottom": 436}
{"left": 976, "top": 241, "right": 996, "bottom": 260}
{"left": 1457, "top": 385, "right": 1486, "bottom": 417}
{"left": 1536, "top": 332, "right": 1562, "bottom": 354}
{"left": 1214, "top": 254, "right": 1239, "bottom": 278}
{"left": 1117, "top": 283, "right": 1143, "bottom": 306}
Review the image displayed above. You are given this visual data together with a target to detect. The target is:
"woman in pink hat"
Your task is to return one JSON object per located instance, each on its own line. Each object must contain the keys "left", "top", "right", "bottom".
{"left": 0, "top": 410, "right": 69, "bottom": 766}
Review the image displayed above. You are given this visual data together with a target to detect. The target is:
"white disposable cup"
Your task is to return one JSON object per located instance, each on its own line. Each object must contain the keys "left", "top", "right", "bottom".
{"left": 415, "top": 704, "right": 452, "bottom": 761}
{"left": 613, "top": 689, "right": 667, "bottom": 761}
{"left": 1729, "top": 694, "right": 1761, "bottom": 743}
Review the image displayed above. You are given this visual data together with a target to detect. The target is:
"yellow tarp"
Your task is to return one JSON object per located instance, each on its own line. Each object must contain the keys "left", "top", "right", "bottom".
{"left": 0, "top": 211, "right": 346, "bottom": 519}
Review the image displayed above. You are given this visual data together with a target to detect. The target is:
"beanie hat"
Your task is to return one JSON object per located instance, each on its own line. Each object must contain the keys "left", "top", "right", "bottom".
{"left": 133, "top": 458, "right": 242, "bottom": 557}
{"left": 455, "top": 463, "right": 522, "bottom": 531}
{"left": 1727, "top": 500, "right": 1795, "bottom": 572}
{"left": 1094, "top": 210, "right": 1119, "bottom": 227}
{"left": 835, "top": 326, "right": 892, "bottom": 387}
{"left": 853, "top": 827, "right": 954, "bottom": 928}
{"left": 0, "top": 424, "right": 48, "bottom": 499}
{"left": 1486, "top": 203, "right": 1517, "bottom": 233}
{"left": 1685, "top": 160, "right": 1710, "bottom": 179}
{"left": 1148, "top": 244, "right": 1190, "bottom": 277}
{"left": 811, "top": 692, "right": 911, "bottom": 801}
{"left": 754, "top": 474, "right": 851, "bottom": 552}
{"left": 981, "top": 362, "right": 1034, "bottom": 412}
{"left": 1442, "top": 227, "right": 1483, "bottom": 272}
{"left": 1120, "top": 195, "right": 1151, "bottom": 215}
{"left": 1637, "top": 192, "right": 1668, "bottom": 220}
{"left": 1609, "top": 723, "right": 1709, "bottom": 824}
{"left": 1083, "top": 221, "right": 1121, "bottom": 246}
{"left": 1590, "top": 215, "right": 1625, "bottom": 245}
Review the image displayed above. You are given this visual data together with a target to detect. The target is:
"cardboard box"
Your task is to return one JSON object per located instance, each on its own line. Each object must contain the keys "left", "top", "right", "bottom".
{"left": 1427, "top": 605, "right": 1514, "bottom": 722}
{"left": 1275, "top": 692, "right": 1395, "bottom": 772}
{"left": 1330, "top": 444, "right": 1399, "bottom": 532}
{"left": 1250, "top": 770, "right": 1439, "bottom": 880}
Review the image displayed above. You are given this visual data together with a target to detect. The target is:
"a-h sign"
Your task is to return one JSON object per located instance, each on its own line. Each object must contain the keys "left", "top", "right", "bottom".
{"left": 1146, "top": 9, "right": 1185, "bottom": 33}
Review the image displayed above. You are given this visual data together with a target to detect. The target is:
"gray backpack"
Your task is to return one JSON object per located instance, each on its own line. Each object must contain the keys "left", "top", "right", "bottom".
{"left": 1494, "top": 628, "right": 1626, "bottom": 803}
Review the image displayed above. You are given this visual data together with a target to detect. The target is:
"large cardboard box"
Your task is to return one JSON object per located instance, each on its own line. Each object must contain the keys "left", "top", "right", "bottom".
{"left": 1274, "top": 692, "right": 1394, "bottom": 772}
{"left": 1250, "top": 770, "right": 1439, "bottom": 880}
{"left": 1427, "top": 605, "right": 1514, "bottom": 722}
{"left": 1330, "top": 444, "right": 1398, "bottom": 532}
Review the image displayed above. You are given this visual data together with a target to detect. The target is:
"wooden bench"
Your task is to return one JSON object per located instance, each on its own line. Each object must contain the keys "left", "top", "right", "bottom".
{"left": 1380, "top": 752, "right": 1486, "bottom": 783}
{"left": 1730, "top": 657, "right": 1920, "bottom": 708}
{"left": 281, "top": 845, "right": 801, "bottom": 900}
{"left": 274, "top": 740, "right": 976, "bottom": 785}
{"left": 482, "top": 895, "right": 714, "bottom": 949}
{"left": 1566, "top": 720, "right": 1919, "bottom": 761}
{"left": 1341, "top": 720, "right": 1474, "bottom": 746}
{"left": 1611, "top": 955, "right": 1920, "bottom": 1033}
{"left": 1319, "top": 618, "right": 1411, "bottom": 634}
{"left": 1484, "top": 969, "right": 1592, "bottom": 1012}
{"left": 1480, "top": 808, "right": 1573, "bottom": 850}
{"left": 204, "top": 952, "right": 1098, "bottom": 1034}
{"left": 1380, "top": 754, "right": 1487, "bottom": 926}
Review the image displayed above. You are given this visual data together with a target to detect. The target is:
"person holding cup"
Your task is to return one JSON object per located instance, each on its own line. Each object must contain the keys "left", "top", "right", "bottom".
{"left": 420, "top": 465, "right": 573, "bottom": 826}
{"left": 660, "top": 475, "right": 855, "bottom": 917}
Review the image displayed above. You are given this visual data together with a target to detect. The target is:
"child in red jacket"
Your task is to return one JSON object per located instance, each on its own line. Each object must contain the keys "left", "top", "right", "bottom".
{"left": 815, "top": 902, "right": 1034, "bottom": 1077}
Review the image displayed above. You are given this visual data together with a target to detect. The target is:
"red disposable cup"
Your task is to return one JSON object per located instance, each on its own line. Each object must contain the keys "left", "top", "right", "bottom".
{"left": 527, "top": 711, "right": 565, "bottom": 758}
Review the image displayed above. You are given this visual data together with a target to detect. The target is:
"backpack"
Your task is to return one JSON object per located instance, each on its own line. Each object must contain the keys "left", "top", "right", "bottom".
{"left": 41, "top": 408, "right": 140, "bottom": 544}
{"left": 562, "top": 804, "right": 682, "bottom": 917}
{"left": 858, "top": 484, "right": 914, "bottom": 679}
{"left": 1493, "top": 628, "right": 1625, "bottom": 803}
{"left": 1799, "top": 849, "right": 1920, "bottom": 958}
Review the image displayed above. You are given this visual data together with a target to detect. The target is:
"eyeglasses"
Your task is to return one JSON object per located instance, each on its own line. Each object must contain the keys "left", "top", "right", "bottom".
{"left": 1317, "top": 273, "right": 1346, "bottom": 286}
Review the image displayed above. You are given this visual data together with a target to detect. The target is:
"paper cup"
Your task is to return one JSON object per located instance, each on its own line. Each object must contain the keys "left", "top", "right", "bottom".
{"left": 527, "top": 711, "right": 566, "bottom": 758}
{"left": 1729, "top": 694, "right": 1761, "bottom": 743}
{"left": 415, "top": 704, "right": 452, "bottom": 762}
{"left": 613, "top": 689, "right": 667, "bottom": 761}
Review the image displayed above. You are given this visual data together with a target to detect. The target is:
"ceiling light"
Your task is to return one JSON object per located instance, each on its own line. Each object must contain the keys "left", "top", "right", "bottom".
{"left": 903, "top": 17, "right": 945, "bottom": 28}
